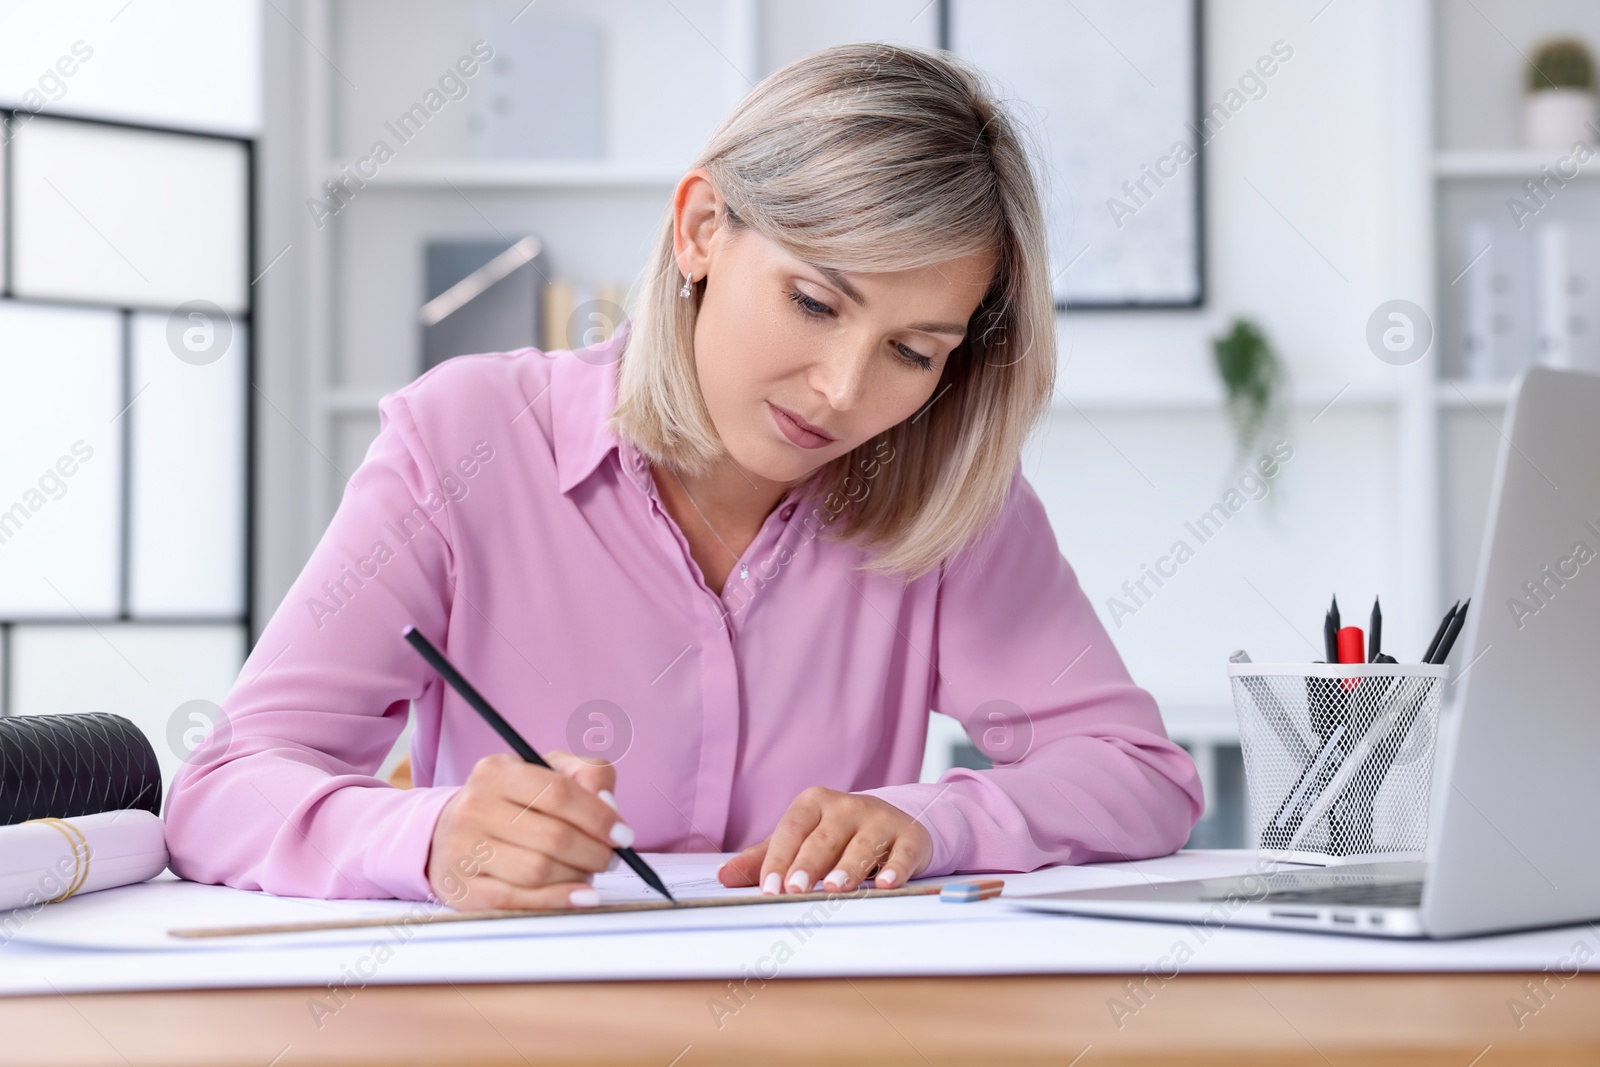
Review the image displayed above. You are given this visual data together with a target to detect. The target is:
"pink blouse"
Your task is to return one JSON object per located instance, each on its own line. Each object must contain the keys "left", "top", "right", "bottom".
{"left": 164, "top": 319, "right": 1202, "bottom": 902}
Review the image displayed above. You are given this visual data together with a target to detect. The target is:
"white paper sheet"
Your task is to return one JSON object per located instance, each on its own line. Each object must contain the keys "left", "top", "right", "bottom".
{"left": 3, "top": 851, "right": 1592, "bottom": 997}
{"left": 3, "top": 851, "right": 1160, "bottom": 952}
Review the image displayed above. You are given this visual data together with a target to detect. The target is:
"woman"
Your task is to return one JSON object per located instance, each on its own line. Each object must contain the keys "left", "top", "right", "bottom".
{"left": 165, "top": 43, "right": 1202, "bottom": 909}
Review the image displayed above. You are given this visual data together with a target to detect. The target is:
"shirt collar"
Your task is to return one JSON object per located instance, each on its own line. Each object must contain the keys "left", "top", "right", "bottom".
{"left": 552, "top": 316, "right": 641, "bottom": 495}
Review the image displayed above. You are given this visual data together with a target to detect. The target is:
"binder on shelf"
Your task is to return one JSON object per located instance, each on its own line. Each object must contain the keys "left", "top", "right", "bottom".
{"left": 1460, "top": 220, "right": 1536, "bottom": 381}
{"left": 1534, "top": 222, "right": 1571, "bottom": 370}
{"left": 1533, "top": 221, "right": 1600, "bottom": 374}
{"left": 419, "top": 236, "right": 546, "bottom": 372}
{"left": 470, "top": 6, "right": 605, "bottom": 161}
{"left": 1459, "top": 219, "right": 1600, "bottom": 382}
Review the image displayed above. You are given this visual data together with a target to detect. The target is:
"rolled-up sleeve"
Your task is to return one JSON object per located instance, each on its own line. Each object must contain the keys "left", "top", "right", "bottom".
{"left": 857, "top": 464, "right": 1204, "bottom": 877}
{"left": 164, "top": 393, "right": 461, "bottom": 902}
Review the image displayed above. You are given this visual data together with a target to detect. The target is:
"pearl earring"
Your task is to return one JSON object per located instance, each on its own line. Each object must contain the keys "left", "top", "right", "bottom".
{"left": 679, "top": 271, "right": 694, "bottom": 299}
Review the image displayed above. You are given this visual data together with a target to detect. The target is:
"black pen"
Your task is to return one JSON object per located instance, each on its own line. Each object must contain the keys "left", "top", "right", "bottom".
{"left": 1422, "top": 601, "right": 1459, "bottom": 664}
{"left": 1323, "top": 598, "right": 1340, "bottom": 664}
{"left": 1368, "top": 597, "right": 1382, "bottom": 663}
{"left": 1429, "top": 599, "right": 1471, "bottom": 664}
{"left": 401, "top": 625, "right": 676, "bottom": 904}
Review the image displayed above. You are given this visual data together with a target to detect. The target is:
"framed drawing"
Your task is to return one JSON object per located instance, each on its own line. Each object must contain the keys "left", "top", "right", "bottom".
{"left": 941, "top": 0, "right": 1205, "bottom": 309}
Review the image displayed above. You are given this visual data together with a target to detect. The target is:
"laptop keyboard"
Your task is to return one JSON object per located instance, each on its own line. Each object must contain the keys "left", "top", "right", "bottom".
{"left": 1251, "top": 881, "right": 1424, "bottom": 907}
{"left": 1200, "top": 872, "right": 1424, "bottom": 908}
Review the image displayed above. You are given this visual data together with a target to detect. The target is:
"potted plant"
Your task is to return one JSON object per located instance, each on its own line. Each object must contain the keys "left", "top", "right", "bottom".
{"left": 1525, "top": 37, "right": 1596, "bottom": 150}
{"left": 1211, "top": 318, "right": 1284, "bottom": 467}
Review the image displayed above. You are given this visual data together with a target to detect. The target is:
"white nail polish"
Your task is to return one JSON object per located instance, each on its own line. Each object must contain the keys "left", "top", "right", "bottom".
{"left": 878, "top": 868, "right": 898, "bottom": 887}
{"left": 598, "top": 789, "right": 619, "bottom": 811}
{"left": 569, "top": 888, "right": 601, "bottom": 907}
{"left": 824, "top": 868, "right": 848, "bottom": 890}
{"left": 762, "top": 871, "right": 782, "bottom": 895}
{"left": 786, "top": 870, "right": 810, "bottom": 893}
{"left": 610, "top": 821, "right": 635, "bottom": 848}
{"left": 606, "top": 853, "right": 621, "bottom": 872}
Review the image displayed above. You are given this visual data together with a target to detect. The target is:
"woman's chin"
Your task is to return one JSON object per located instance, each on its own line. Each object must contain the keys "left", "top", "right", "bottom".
{"left": 726, "top": 439, "right": 831, "bottom": 486}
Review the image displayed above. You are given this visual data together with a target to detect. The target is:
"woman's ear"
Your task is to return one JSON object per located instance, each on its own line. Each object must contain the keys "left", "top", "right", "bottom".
{"left": 673, "top": 167, "right": 724, "bottom": 281}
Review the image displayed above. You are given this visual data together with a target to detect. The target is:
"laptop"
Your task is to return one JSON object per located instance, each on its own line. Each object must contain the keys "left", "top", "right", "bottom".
{"left": 1009, "top": 366, "right": 1600, "bottom": 939}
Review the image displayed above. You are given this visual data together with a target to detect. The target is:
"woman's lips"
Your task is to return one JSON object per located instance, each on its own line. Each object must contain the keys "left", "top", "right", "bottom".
{"left": 767, "top": 401, "right": 834, "bottom": 449}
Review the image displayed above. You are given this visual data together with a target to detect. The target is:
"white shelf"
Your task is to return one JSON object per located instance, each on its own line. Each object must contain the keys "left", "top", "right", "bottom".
{"left": 330, "top": 159, "right": 686, "bottom": 190}
{"left": 1437, "top": 378, "right": 1512, "bottom": 407}
{"left": 1434, "top": 149, "right": 1599, "bottom": 180}
{"left": 1051, "top": 382, "right": 1398, "bottom": 413}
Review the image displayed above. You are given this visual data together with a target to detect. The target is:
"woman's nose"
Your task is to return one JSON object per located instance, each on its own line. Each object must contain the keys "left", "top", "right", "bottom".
{"left": 809, "top": 341, "right": 874, "bottom": 412}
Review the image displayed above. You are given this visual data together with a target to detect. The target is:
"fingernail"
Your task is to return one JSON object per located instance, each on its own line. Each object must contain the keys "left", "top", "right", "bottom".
{"left": 762, "top": 872, "right": 782, "bottom": 895}
{"left": 824, "top": 868, "right": 848, "bottom": 890}
{"left": 598, "top": 789, "right": 619, "bottom": 811}
{"left": 878, "top": 868, "right": 898, "bottom": 887}
{"left": 606, "top": 853, "right": 620, "bottom": 872}
{"left": 609, "top": 821, "right": 635, "bottom": 848}
{"left": 786, "top": 870, "right": 810, "bottom": 893}
{"left": 569, "top": 888, "right": 601, "bottom": 907}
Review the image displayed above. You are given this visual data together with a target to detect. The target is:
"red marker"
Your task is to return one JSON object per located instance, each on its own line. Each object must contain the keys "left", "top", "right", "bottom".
{"left": 1337, "top": 626, "right": 1365, "bottom": 664}
{"left": 1337, "top": 626, "right": 1365, "bottom": 691}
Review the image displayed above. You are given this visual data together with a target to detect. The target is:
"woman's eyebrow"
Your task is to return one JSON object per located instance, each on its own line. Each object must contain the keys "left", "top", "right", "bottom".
{"left": 907, "top": 320, "right": 971, "bottom": 338}
{"left": 810, "top": 263, "right": 867, "bottom": 306}
{"left": 806, "top": 262, "right": 970, "bottom": 337}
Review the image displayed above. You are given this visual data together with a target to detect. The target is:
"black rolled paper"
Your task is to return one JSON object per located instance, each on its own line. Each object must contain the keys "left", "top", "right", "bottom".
{"left": 0, "top": 713, "right": 163, "bottom": 825}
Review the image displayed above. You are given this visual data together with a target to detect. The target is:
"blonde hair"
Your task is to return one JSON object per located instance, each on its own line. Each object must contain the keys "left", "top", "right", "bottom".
{"left": 611, "top": 42, "right": 1055, "bottom": 580}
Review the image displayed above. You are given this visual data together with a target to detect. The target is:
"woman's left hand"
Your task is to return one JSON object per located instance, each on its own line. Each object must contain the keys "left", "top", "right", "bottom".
{"left": 716, "top": 787, "right": 934, "bottom": 894}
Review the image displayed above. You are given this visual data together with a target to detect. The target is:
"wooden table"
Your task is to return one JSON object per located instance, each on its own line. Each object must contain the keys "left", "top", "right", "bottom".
{"left": 4, "top": 974, "right": 1598, "bottom": 1065}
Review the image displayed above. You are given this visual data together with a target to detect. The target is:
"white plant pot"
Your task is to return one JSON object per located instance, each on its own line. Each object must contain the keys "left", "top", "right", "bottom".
{"left": 1524, "top": 88, "right": 1598, "bottom": 151}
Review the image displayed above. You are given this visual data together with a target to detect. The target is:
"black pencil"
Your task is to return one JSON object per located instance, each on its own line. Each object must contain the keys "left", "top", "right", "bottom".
{"left": 1429, "top": 599, "right": 1470, "bottom": 665}
{"left": 401, "top": 625, "right": 675, "bottom": 904}
{"left": 1323, "top": 601, "right": 1340, "bottom": 664}
{"left": 1422, "top": 601, "right": 1459, "bottom": 664}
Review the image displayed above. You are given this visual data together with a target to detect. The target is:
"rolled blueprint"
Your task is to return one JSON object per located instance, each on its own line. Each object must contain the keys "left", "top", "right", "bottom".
{"left": 0, "top": 809, "right": 169, "bottom": 916}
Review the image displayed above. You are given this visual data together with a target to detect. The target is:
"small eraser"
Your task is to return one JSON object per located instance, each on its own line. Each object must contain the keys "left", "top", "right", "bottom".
{"left": 939, "top": 879, "right": 1005, "bottom": 902}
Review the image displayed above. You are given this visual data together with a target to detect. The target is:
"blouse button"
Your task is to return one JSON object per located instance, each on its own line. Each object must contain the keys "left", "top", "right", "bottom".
{"left": 780, "top": 504, "right": 796, "bottom": 521}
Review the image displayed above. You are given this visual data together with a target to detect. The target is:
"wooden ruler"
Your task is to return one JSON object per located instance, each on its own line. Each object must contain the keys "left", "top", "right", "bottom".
{"left": 170, "top": 882, "right": 966, "bottom": 940}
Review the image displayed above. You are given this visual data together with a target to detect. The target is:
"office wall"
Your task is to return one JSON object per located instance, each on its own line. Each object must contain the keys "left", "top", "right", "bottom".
{"left": 251, "top": 1, "right": 1429, "bottom": 800}
{"left": 1029, "top": 0, "right": 1421, "bottom": 722}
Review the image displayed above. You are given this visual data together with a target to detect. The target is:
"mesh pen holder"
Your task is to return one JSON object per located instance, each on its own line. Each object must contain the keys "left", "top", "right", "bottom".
{"left": 1228, "top": 662, "right": 1448, "bottom": 864}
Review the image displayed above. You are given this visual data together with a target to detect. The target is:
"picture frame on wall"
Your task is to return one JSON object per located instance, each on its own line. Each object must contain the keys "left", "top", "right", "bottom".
{"left": 940, "top": 0, "right": 1205, "bottom": 309}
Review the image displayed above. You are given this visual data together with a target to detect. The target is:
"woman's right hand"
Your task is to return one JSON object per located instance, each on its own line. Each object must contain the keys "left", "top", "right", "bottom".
{"left": 425, "top": 750, "right": 635, "bottom": 910}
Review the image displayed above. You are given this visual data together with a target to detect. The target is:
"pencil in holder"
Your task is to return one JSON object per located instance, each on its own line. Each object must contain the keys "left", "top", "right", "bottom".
{"left": 1227, "top": 662, "right": 1448, "bottom": 863}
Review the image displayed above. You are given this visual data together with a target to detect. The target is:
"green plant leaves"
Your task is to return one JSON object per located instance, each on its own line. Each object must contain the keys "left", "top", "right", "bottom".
{"left": 1211, "top": 317, "right": 1284, "bottom": 465}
